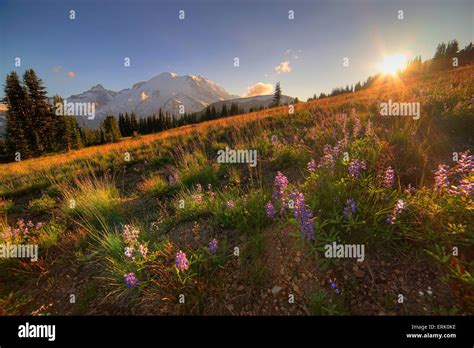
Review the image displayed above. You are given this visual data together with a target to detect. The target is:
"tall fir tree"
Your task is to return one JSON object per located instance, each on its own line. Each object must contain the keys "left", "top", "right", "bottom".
{"left": 273, "top": 82, "right": 282, "bottom": 107}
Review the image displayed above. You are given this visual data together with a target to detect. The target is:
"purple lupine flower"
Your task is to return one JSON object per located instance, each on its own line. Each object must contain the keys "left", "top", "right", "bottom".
{"left": 318, "top": 145, "right": 335, "bottom": 169}
{"left": 265, "top": 201, "right": 276, "bottom": 218}
{"left": 226, "top": 200, "right": 235, "bottom": 209}
{"left": 348, "top": 160, "right": 367, "bottom": 179}
{"left": 307, "top": 159, "right": 316, "bottom": 172}
{"left": 333, "top": 139, "right": 346, "bottom": 157}
{"left": 123, "top": 272, "right": 139, "bottom": 288}
{"left": 456, "top": 179, "right": 473, "bottom": 196}
{"left": 343, "top": 199, "right": 356, "bottom": 218}
{"left": 352, "top": 117, "right": 361, "bottom": 138}
{"left": 289, "top": 191, "right": 315, "bottom": 241}
{"left": 455, "top": 151, "right": 473, "bottom": 177}
{"left": 434, "top": 164, "right": 450, "bottom": 191}
{"left": 35, "top": 222, "right": 43, "bottom": 230}
{"left": 175, "top": 250, "right": 189, "bottom": 272}
{"left": 124, "top": 246, "right": 136, "bottom": 259}
{"left": 123, "top": 225, "right": 140, "bottom": 245}
{"left": 365, "top": 119, "right": 374, "bottom": 137}
{"left": 330, "top": 280, "right": 340, "bottom": 295}
{"left": 273, "top": 171, "right": 289, "bottom": 199}
{"left": 387, "top": 199, "right": 406, "bottom": 224}
{"left": 168, "top": 174, "right": 179, "bottom": 185}
{"left": 208, "top": 239, "right": 218, "bottom": 253}
{"left": 139, "top": 244, "right": 148, "bottom": 258}
{"left": 382, "top": 166, "right": 395, "bottom": 188}
{"left": 27, "top": 220, "right": 34, "bottom": 228}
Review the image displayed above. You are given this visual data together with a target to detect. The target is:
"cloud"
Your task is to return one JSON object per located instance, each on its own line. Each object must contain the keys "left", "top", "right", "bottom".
{"left": 284, "top": 49, "right": 292, "bottom": 55}
{"left": 67, "top": 71, "right": 76, "bottom": 78}
{"left": 52, "top": 65, "right": 62, "bottom": 73}
{"left": 244, "top": 82, "right": 273, "bottom": 97}
{"left": 274, "top": 61, "right": 292, "bottom": 74}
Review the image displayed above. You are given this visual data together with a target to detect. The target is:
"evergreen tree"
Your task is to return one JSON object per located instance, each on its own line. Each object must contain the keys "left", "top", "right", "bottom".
{"left": 273, "top": 82, "right": 282, "bottom": 106}
{"left": 3, "top": 72, "right": 32, "bottom": 159}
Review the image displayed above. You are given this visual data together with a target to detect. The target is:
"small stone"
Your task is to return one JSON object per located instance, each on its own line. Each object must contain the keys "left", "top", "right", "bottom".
{"left": 295, "top": 257, "right": 301, "bottom": 263}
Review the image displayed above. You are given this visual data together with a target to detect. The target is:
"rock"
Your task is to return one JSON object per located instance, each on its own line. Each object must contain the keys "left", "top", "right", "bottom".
{"left": 272, "top": 286, "right": 283, "bottom": 295}
{"left": 295, "top": 257, "right": 301, "bottom": 263}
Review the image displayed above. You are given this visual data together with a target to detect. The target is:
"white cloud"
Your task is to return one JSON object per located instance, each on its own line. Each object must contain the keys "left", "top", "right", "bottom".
{"left": 274, "top": 61, "right": 292, "bottom": 74}
{"left": 244, "top": 82, "right": 273, "bottom": 97}
{"left": 52, "top": 65, "right": 62, "bottom": 73}
{"left": 284, "top": 49, "right": 292, "bottom": 55}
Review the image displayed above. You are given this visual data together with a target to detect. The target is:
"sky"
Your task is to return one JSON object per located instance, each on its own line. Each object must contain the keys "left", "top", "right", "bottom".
{"left": 0, "top": 0, "right": 472, "bottom": 101}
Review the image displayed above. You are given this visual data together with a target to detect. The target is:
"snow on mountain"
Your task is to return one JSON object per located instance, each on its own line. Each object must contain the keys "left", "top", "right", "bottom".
{"left": 66, "top": 73, "right": 235, "bottom": 127}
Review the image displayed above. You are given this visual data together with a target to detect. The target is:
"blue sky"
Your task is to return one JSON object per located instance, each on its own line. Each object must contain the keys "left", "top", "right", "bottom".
{"left": 0, "top": 0, "right": 472, "bottom": 100}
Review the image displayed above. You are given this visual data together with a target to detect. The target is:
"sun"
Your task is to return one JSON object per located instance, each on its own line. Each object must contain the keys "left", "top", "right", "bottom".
{"left": 379, "top": 54, "right": 407, "bottom": 75}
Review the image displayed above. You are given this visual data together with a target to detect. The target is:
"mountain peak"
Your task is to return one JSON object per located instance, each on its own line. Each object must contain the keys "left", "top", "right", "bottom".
{"left": 158, "top": 72, "right": 177, "bottom": 78}
{"left": 91, "top": 84, "right": 106, "bottom": 90}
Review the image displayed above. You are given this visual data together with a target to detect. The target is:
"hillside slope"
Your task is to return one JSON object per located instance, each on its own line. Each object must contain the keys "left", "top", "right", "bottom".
{"left": 0, "top": 66, "right": 472, "bottom": 316}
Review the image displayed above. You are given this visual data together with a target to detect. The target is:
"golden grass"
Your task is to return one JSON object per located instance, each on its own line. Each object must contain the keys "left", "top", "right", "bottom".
{"left": 1, "top": 65, "right": 472, "bottom": 181}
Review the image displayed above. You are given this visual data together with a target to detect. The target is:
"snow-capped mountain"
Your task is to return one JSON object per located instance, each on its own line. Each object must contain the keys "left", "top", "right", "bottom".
{"left": 67, "top": 84, "right": 118, "bottom": 110}
{"left": 66, "top": 73, "right": 237, "bottom": 127}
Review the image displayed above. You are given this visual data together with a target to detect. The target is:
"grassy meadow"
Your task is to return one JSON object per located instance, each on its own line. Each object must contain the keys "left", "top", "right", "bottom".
{"left": 0, "top": 65, "right": 473, "bottom": 315}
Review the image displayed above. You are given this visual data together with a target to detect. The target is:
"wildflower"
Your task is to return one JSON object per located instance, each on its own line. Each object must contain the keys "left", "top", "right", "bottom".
{"left": 426, "top": 287, "right": 433, "bottom": 296}
{"left": 456, "top": 179, "right": 473, "bottom": 196}
{"left": 365, "top": 119, "right": 374, "bottom": 137}
{"left": 265, "top": 201, "right": 276, "bottom": 218}
{"left": 139, "top": 244, "right": 148, "bottom": 258}
{"left": 17, "top": 219, "right": 25, "bottom": 229}
{"left": 434, "top": 164, "right": 450, "bottom": 191}
{"left": 124, "top": 246, "right": 136, "bottom": 259}
{"left": 343, "top": 199, "right": 356, "bottom": 218}
{"left": 307, "top": 159, "right": 316, "bottom": 172}
{"left": 273, "top": 171, "right": 289, "bottom": 199}
{"left": 352, "top": 117, "right": 361, "bottom": 138}
{"left": 418, "top": 290, "right": 424, "bottom": 296}
{"left": 196, "top": 183, "right": 202, "bottom": 193}
{"left": 404, "top": 184, "right": 415, "bottom": 194}
{"left": 387, "top": 199, "right": 406, "bottom": 224}
{"left": 168, "top": 174, "right": 179, "bottom": 185}
{"left": 348, "top": 159, "right": 367, "bottom": 179}
{"left": 208, "top": 239, "right": 218, "bottom": 253}
{"left": 289, "top": 191, "right": 315, "bottom": 241}
{"left": 175, "top": 250, "right": 189, "bottom": 272}
{"left": 318, "top": 145, "right": 335, "bottom": 169}
{"left": 270, "top": 135, "right": 278, "bottom": 145}
{"left": 35, "top": 222, "right": 43, "bottom": 230}
{"left": 123, "top": 272, "right": 139, "bottom": 288}
{"left": 330, "top": 280, "right": 340, "bottom": 295}
{"left": 226, "top": 200, "right": 235, "bottom": 209}
{"left": 382, "top": 166, "right": 395, "bottom": 188}
{"left": 123, "top": 225, "right": 140, "bottom": 245}
{"left": 192, "top": 193, "right": 203, "bottom": 203}
{"left": 455, "top": 151, "right": 473, "bottom": 179}
{"left": 27, "top": 220, "right": 34, "bottom": 228}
